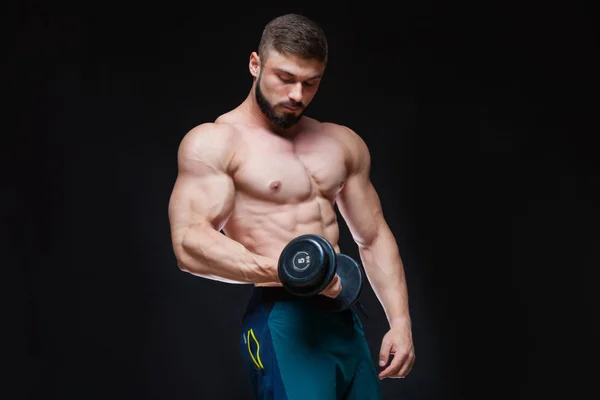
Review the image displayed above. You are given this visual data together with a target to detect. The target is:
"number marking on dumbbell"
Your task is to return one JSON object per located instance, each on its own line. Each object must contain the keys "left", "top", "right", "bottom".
{"left": 292, "top": 251, "right": 311, "bottom": 272}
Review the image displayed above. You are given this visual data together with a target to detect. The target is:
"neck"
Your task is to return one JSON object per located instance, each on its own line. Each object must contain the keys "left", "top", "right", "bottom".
{"left": 239, "top": 83, "right": 301, "bottom": 137}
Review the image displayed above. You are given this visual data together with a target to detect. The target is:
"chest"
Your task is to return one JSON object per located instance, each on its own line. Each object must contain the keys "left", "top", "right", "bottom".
{"left": 233, "top": 132, "right": 348, "bottom": 203}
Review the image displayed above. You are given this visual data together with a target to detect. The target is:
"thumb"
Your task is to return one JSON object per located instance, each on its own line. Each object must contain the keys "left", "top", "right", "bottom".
{"left": 379, "top": 337, "right": 392, "bottom": 367}
{"left": 326, "top": 275, "right": 342, "bottom": 298}
{"left": 333, "top": 274, "right": 342, "bottom": 292}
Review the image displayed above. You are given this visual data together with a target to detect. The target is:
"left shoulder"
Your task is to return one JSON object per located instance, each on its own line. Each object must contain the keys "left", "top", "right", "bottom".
{"left": 320, "top": 122, "right": 371, "bottom": 171}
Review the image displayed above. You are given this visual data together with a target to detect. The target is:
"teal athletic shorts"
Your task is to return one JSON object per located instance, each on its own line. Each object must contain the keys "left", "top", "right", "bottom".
{"left": 239, "top": 286, "right": 383, "bottom": 399}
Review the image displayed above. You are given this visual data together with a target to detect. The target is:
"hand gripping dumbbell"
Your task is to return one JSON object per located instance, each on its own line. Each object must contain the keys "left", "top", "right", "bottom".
{"left": 277, "top": 234, "right": 364, "bottom": 312}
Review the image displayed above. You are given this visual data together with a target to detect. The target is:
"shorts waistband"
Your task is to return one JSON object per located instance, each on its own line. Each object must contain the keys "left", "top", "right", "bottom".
{"left": 246, "top": 286, "right": 369, "bottom": 319}
{"left": 251, "top": 286, "right": 298, "bottom": 301}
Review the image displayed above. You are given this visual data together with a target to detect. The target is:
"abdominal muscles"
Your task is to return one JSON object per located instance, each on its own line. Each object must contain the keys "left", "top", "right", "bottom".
{"left": 223, "top": 193, "right": 341, "bottom": 260}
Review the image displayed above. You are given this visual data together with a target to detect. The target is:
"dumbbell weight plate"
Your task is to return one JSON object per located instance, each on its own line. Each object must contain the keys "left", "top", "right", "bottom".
{"left": 278, "top": 234, "right": 337, "bottom": 296}
{"left": 313, "top": 254, "right": 364, "bottom": 312}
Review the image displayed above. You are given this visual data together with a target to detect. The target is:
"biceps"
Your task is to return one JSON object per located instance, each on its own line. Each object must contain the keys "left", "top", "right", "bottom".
{"left": 168, "top": 172, "right": 235, "bottom": 241}
{"left": 337, "top": 177, "right": 384, "bottom": 247}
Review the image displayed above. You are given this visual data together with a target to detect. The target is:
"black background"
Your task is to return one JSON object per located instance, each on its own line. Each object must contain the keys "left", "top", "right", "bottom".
{"left": 5, "top": 1, "right": 598, "bottom": 399}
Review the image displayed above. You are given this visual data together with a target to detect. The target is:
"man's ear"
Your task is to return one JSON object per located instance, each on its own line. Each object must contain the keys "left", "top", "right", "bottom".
{"left": 249, "top": 52, "right": 261, "bottom": 78}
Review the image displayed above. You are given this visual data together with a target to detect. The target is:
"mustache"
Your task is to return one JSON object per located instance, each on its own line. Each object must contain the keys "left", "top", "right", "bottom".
{"left": 279, "top": 101, "right": 304, "bottom": 108}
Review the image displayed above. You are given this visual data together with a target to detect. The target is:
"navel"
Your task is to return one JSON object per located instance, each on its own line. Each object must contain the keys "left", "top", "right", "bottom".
{"left": 269, "top": 180, "right": 282, "bottom": 191}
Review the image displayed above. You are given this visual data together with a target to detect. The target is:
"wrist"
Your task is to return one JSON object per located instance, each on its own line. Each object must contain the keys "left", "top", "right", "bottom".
{"left": 267, "top": 258, "right": 281, "bottom": 282}
{"left": 255, "top": 260, "right": 282, "bottom": 287}
{"left": 389, "top": 315, "right": 411, "bottom": 329}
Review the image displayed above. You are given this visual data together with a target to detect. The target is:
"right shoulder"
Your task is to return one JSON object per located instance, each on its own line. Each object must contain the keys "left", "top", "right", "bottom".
{"left": 177, "top": 122, "right": 239, "bottom": 172}
{"left": 179, "top": 122, "right": 238, "bottom": 149}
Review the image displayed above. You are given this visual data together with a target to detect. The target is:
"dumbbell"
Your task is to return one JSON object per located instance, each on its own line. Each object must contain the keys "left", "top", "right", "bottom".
{"left": 277, "top": 234, "right": 364, "bottom": 312}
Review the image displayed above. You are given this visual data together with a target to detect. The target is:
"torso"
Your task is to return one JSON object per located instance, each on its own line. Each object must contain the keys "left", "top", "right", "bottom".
{"left": 215, "top": 112, "right": 350, "bottom": 273}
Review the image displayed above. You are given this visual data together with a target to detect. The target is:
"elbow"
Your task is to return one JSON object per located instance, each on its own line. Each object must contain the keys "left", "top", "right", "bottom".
{"left": 173, "top": 221, "right": 219, "bottom": 275}
{"left": 355, "top": 220, "right": 387, "bottom": 250}
{"left": 174, "top": 247, "right": 208, "bottom": 275}
{"left": 173, "top": 245, "right": 193, "bottom": 272}
{"left": 175, "top": 251, "right": 193, "bottom": 273}
{"left": 356, "top": 230, "right": 380, "bottom": 250}
{"left": 173, "top": 236, "right": 208, "bottom": 275}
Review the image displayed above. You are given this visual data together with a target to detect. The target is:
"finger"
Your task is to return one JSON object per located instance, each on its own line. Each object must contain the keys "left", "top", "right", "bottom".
{"left": 378, "top": 342, "right": 393, "bottom": 372}
{"left": 321, "top": 274, "right": 337, "bottom": 291}
{"left": 393, "top": 351, "right": 415, "bottom": 378}
{"left": 332, "top": 274, "right": 341, "bottom": 289}
{"left": 398, "top": 353, "right": 415, "bottom": 377}
{"left": 379, "top": 352, "right": 405, "bottom": 379}
{"left": 323, "top": 275, "right": 341, "bottom": 298}
{"left": 332, "top": 275, "right": 342, "bottom": 296}
{"left": 328, "top": 285, "right": 342, "bottom": 298}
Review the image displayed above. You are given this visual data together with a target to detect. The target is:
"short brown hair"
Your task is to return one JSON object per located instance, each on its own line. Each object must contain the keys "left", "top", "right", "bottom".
{"left": 258, "top": 13, "right": 328, "bottom": 64}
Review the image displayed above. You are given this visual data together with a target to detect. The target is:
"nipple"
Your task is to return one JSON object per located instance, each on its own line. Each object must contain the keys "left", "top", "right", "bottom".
{"left": 270, "top": 180, "right": 282, "bottom": 191}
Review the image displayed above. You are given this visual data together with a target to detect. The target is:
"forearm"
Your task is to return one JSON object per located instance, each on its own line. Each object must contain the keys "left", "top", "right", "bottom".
{"left": 176, "top": 223, "right": 279, "bottom": 284}
{"left": 358, "top": 225, "right": 411, "bottom": 328}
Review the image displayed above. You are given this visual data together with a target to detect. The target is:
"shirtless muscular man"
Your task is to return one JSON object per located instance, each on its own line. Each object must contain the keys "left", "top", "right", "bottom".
{"left": 168, "top": 13, "right": 415, "bottom": 399}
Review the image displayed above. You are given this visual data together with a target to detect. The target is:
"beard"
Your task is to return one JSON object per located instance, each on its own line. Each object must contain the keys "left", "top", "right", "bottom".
{"left": 255, "top": 74, "right": 305, "bottom": 129}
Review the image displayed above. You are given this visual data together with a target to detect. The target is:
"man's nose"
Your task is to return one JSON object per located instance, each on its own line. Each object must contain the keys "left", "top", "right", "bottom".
{"left": 288, "top": 82, "right": 303, "bottom": 104}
